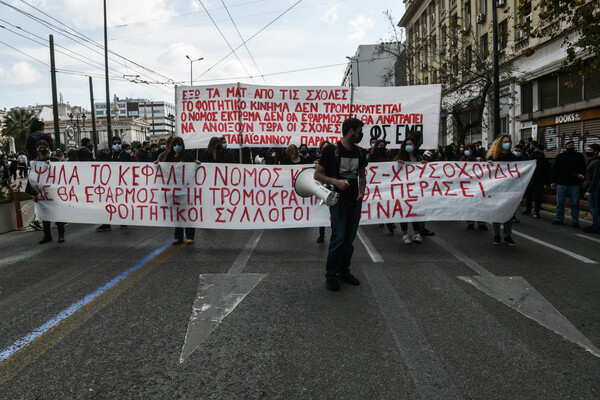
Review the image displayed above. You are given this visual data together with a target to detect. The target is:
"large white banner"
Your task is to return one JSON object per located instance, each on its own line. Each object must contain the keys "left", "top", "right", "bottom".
{"left": 176, "top": 84, "right": 442, "bottom": 150}
{"left": 29, "top": 161, "right": 535, "bottom": 229}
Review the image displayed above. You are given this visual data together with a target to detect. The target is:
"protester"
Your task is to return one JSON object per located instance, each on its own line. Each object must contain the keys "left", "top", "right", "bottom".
{"left": 314, "top": 117, "right": 366, "bottom": 291}
{"left": 461, "top": 143, "right": 487, "bottom": 230}
{"left": 298, "top": 143, "right": 314, "bottom": 163}
{"left": 315, "top": 140, "right": 332, "bottom": 244}
{"left": 156, "top": 136, "right": 201, "bottom": 245}
{"left": 96, "top": 136, "right": 131, "bottom": 232}
{"left": 26, "top": 119, "right": 53, "bottom": 161}
{"left": 369, "top": 140, "right": 390, "bottom": 163}
{"left": 0, "top": 154, "right": 10, "bottom": 185}
{"left": 77, "top": 138, "right": 95, "bottom": 161}
{"left": 152, "top": 138, "right": 168, "bottom": 161}
{"left": 200, "top": 136, "right": 232, "bottom": 163}
{"left": 486, "top": 134, "right": 517, "bottom": 245}
{"left": 136, "top": 141, "right": 152, "bottom": 162}
{"left": 583, "top": 144, "right": 600, "bottom": 233}
{"left": 17, "top": 152, "right": 28, "bottom": 178}
{"left": 281, "top": 144, "right": 309, "bottom": 165}
{"left": 551, "top": 139, "right": 587, "bottom": 227}
{"left": 7, "top": 154, "right": 17, "bottom": 181}
{"left": 122, "top": 143, "right": 136, "bottom": 161}
{"left": 522, "top": 144, "right": 551, "bottom": 218}
{"left": 28, "top": 140, "right": 66, "bottom": 244}
{"left": 394, "top": 137, "right": 424, "bottom": 244}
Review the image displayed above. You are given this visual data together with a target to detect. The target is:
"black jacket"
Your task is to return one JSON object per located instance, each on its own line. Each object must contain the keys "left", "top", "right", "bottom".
{"left": 552, "top": 150, "right": 586, "bottom": 186}
{"left": 585, "top": 156, "right": 600, "bottom": 193}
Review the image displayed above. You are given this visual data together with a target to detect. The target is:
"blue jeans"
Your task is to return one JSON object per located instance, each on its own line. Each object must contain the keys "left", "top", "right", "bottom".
{"left": 326, "top": 197, "right": 362, "bottom": 279}
{"left": 174, "top": 227, "right": 195, "bottom": 240}
{"left": 493, "top": 219, "right": 513, "bottom": 235}
{"left": 589, "top": 187, "right": 599, "bottom": 229}
{"left": 556, "top": 184, "right": 580, "bottom": 223}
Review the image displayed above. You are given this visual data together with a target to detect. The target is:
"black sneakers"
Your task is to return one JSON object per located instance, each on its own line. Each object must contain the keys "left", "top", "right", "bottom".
{"left": 326, "top": 278, "right": 340, "bottom": 291}
{"left": 339, "top": 273, "right": 360, "bottom": 286}
{"left": 316, "top": 235, "right": 324, "bottom": 243}
{"left": 504, "top": 235, "right": 516, "bottom": 246}
{"left": 492, "top": 235, "right": 501, "bottom": 245}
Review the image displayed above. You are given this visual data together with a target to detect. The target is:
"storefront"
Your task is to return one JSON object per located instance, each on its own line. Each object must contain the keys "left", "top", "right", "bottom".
{"left": 537, "top": 107, "right": 600, "bottom": 157}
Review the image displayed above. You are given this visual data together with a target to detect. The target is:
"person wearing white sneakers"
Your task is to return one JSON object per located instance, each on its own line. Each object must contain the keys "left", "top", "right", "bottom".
{"left": 394, "top": 137, "right": 424, "bottom": 244}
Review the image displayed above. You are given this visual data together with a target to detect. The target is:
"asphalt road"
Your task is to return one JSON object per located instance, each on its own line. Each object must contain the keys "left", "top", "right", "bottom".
{"left": 0, "top": 206, "right": 599, "bottom": 399}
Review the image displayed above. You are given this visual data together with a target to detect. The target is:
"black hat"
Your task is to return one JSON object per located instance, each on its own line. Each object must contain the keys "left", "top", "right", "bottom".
{"left": 112, "top": 136, "right": 121, "bottom": 143}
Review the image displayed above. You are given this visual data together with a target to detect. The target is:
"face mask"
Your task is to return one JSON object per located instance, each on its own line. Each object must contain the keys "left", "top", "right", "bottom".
{"left": 222, "top": 143, "right": 227, "bottom": 150}
{"left": 371, "top": 143, "right": 376, "bottom": 149}
{"left": 586, "top": 151, "right": 596, "bottom": 158}
{"left": 378, "top": 147, "right": 386, "bottom": 153}
{"left": 513, "top": 151, "right": 522, "bottom": 157}
{"left": 354, "top": 130, "right": 363, "bottom": 144}
{"left": 566, "top": 147, "right": 575, "bottom": 152}
{"left": 301, "top": 150, "right": 308, "bottom": 155}
{"left": 173, "top": 145, "right": 183, "bottom": 153}
{"left": 405, "top": 145, "right": 414, "bottom": 153}
{"left": 38, "top": 148, "right": 48, "bottom": 156}
{"left": 502, "top": 142, "right": 511, "bottom": 151}
{"left": 460, "top": 147, "right": 464, "bottom": 153}
{"left": 113, "top": 143, "right": 121, "bottom": 151}
{"left": 160, "top": 145, "right": 167, "bottom": 150}
{"left": 464, "top": 150, "right": 471, "bottom": 157}
{"left": 125, "top": 149, "right": 132, "bottom": 154}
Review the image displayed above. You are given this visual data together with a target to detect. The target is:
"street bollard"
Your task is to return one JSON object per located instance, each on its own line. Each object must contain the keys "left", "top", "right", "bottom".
{"left": 12, "top": 190, "right": 26, "bottom": 231}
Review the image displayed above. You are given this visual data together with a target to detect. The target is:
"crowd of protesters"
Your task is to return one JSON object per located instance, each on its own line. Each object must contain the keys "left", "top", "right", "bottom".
{"left": 9, "top": 116, "right": 600, "bottom": 249}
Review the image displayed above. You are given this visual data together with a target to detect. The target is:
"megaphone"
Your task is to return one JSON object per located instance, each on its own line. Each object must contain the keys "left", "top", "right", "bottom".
{"left": 294, "top": 167, "right": 339, "bottom": 207}
{"left": 254, "top": 154, "right": 266, "bottom": 164}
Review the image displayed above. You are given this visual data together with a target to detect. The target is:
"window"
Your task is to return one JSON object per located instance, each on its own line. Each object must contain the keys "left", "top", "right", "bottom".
{"left": 559, "top": 71, "right": 583, "bottom": 105}
{"left": 480, "top": 33, "right": 488, "bottom": 56}
{"left": 521, "top": 82, "right": 533, "bottom": 114}
{"left": 498, "top": 19, "right": 508, "bottom": 50}
{"left": 585, "top": 69, "right": 600, "bottom": 100}
{"left": 518, "top": 2, "right": 532, "bottom": 40}
{"left": 441, "top": 0, "right": 446, "bottom": 12}
{"left": 539, "top": 74, "right": 558, "bottom": 110}
{"left": 422, "top": 13, "right": 428, "bottom": 34}
{"left": 501, "top": 116, "right": 508, "bottom": 134}
{"left": 432, "top": 34, "right": 438, "bottom": 55}
{"left": 466, "top": 45, "right": 472, "bottom": 70}
{"left": 430, "top": 2, "right": 436, "bottom": 25}
{"left": 464, "top": 1, "right": 472, "bottom": 29}
{"left": 479, "top": 0, "right": 487, "bottom": 14}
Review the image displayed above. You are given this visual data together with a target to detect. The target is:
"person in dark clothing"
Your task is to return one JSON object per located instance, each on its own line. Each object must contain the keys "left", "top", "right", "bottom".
{"left": 314, "top": 117, "right": 367, "bottom": 291}
{"left": 298, "top": 143, "right": 314, "bottom": 163}
{"left": 199, "top": 136, "right": 233, "bottom": 163}
{"left": 461, "top": 143, "right": 488, "bottom": 231}
{"left": 152, "top": 138, "right": 168, "bottom": 162}
{"left": 26, "top": 119, "right": 53, "bottom": 161}
{"left": 550, "top": 139, "right": 587, "bottom": 227}
{"left": 583, "top": 144, "right": 600, "bottom": 233}
{"left": 156, "top": 136, "right": 201, "bottom": 245}
{"left": 136, "top": 141, "right": 153, "bottom": 162}
{"left": 76, "top": 138, "right": 95, "bottom": 161}
{"left": 369, "top": 140, "right": 390, "bottom": 163}
{"left": 281, "top": 144, "right": 311, "bottom": 165}
{"left": 486, "top": 134, "right": 518, "bottom": 245}
{"left": 96, "top": 136, "right": 131, "bottom": 232}
{"left": 522, "top": 144, "right": 551, "bottom": 218}
{"left": 29, "top": 140, "right": 66, "bottom": 244}
{"left": 315, "top": 140, "right": 332, "bottom": 243}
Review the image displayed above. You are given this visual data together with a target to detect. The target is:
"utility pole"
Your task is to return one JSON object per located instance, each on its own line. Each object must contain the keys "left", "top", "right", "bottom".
{"left": 492, "top": 0, "right": 500, "bottom": 138}
{"left": 104, "top": 0, "right": 112, "bottom": 144}
{"left": 89, "top": 76, "right": 98, "bottom": 157}
{"left": 49, "top": 35, "right": 61, "bottom": 149}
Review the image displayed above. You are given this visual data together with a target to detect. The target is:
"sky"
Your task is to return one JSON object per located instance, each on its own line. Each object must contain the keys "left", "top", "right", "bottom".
{"left": 0, "top": 0, "right": 406, "bottom": 111}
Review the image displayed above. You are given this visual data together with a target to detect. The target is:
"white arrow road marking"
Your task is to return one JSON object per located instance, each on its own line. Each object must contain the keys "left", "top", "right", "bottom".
{"left": 431, "top": 236, "right": 600, "bottom": 358}
{"left": 180, "top": 230, "right": 265, "bottom": 364}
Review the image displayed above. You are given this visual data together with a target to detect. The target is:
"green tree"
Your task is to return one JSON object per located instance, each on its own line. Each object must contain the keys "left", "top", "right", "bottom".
{"left": 520, "top": 0, "right": 600, "bottom": 77}
{"left": 1, "top": 108, "right": 36, "bottom": 151}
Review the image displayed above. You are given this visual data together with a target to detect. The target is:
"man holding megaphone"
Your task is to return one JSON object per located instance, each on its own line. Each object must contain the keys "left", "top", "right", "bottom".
{"left": 314, "top": 117, "right": 368, "bottom": 291}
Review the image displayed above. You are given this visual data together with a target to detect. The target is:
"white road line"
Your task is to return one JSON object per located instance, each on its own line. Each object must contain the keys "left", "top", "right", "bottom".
{"left": 227, "top": 230, "right": 263, "bottom": 274}
{"left": 576, "top": 234, "right": 600, "bottom": 244}
{"left": 512, "top": 230, "right": 597, "bottom": 264}
{"left": 357, "top": 228, "right": 384, "bottom": 263}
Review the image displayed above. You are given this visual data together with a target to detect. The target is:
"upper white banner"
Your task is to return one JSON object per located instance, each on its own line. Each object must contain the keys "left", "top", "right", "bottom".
{"left": 175, "top": 84, "right": 442, "bottom": 149}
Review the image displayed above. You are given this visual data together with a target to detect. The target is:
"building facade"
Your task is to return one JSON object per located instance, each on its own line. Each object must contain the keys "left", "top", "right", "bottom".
{"left": 399, "top": 0, "right": 600, "bottom": 154}
{"left": 342, "top": 43, "right": 406, "bottom": 87}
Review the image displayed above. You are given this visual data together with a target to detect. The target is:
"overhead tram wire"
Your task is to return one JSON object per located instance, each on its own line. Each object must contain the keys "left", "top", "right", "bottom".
{"left": 195, "top": 0, "right": 304, "bottom": 81}
{"left": 2, "top": 1, "right": 169, "bottom": 87}
{"left": 197, "top": 0, "right": 256, "bottom": 83}
{"left": 0, "top": 40, "right": 48, "bottom": 66}
{"left": 0, "top": 23, "right": 172, "bottom": 96}
{"left": 220, "top": 0, "right": 267, "bottom": 85}
{"left": 10, "top": 0, "right": 177, "bottom": 85}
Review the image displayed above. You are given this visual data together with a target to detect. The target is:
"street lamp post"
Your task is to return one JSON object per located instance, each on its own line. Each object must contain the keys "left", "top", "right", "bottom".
{"left": 491, "top": 0, "right": 500, "bottom": 138}
{"left": 346, "top": 56, "right": 360, "bottom": 87}
{"left": 185, "top": 55, "right": 204, "bottom": 86}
